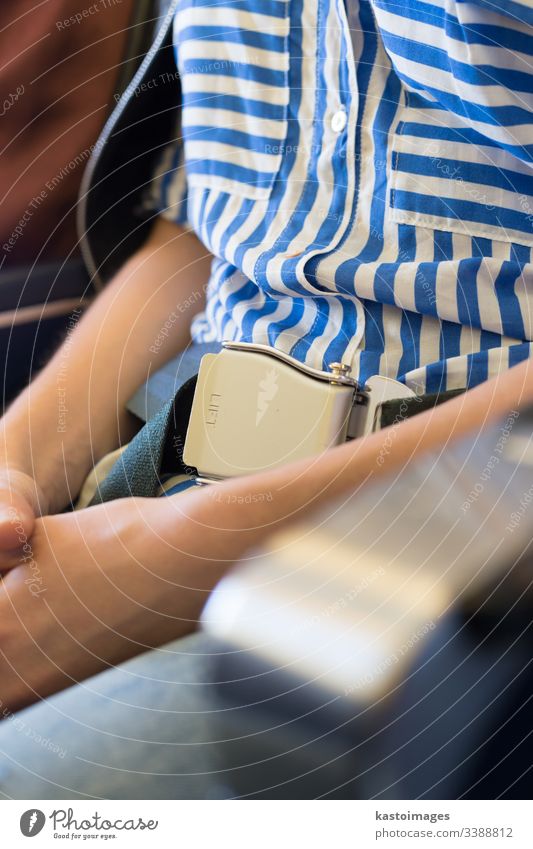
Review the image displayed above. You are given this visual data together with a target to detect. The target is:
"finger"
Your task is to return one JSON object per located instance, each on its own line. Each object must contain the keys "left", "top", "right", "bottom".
{"left": 0, "top": 489, "right": 36, "bottom": 551}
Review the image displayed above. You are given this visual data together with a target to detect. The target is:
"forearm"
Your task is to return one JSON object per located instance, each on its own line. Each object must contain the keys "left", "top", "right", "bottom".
{"left": 157, "top": 356, "right": 533, "bottom": 582}
{"left": 1, "top": 218, "right": 212, "bottom": 511}
{"left": 3, "top": 357, "right": 531, "bottom": 710}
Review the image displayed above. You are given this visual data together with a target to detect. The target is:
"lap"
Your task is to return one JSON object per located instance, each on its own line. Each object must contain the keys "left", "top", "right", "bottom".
{"left": 0, "top": 634, "right": 225, "bottom": 800}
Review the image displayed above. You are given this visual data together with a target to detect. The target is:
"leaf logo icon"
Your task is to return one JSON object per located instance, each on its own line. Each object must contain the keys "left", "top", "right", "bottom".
{"left": 256, "top": 368, "right": 279, "bottom": 425}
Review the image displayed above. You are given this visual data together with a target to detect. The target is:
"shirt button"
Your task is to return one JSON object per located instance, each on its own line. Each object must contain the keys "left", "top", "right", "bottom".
{"left": 331, "top": 108, "right": 347, "bottom": 133}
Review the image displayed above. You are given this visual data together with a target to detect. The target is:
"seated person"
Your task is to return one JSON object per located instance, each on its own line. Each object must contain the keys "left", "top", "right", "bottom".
{"left": 0, "top": 0, "right": 531, "bottom": 713}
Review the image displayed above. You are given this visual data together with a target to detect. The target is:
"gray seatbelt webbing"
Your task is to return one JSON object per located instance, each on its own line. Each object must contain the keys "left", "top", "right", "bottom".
{"left": 89, "top": 343, "right": 220, "bottom": 504}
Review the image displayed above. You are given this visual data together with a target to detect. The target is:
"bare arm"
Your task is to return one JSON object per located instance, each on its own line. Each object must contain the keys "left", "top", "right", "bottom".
{"left": 1, "top": 317, "right": 532, "bottom": 709}
{"left": 157, "top": 355, "right": 533, "bottom": 568}
{"left": 0, "top": 218, "right": 212, "bottom": 539}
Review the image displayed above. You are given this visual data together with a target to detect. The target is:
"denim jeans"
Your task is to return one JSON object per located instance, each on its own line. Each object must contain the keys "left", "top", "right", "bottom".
{"left": 0, "top": 634, "right": 228, "bottom": 800}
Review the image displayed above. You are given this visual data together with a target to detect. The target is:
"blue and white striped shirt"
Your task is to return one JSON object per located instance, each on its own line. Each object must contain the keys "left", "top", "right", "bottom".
{"left": 150, "top": 0, "right": 533, "bottom": 393}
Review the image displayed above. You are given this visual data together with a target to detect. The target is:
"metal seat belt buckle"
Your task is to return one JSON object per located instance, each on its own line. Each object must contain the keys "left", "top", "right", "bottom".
{"left": 183, "top": 342, "right": 367, "bottom": 481}
{"left": 183, "top": 342, "right": 415, "bottom": 481}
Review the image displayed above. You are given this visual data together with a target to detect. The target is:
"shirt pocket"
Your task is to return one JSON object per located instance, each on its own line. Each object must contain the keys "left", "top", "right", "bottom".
{"left": 388, "top": 95, "right": 533, "bottom": 250}
{"left": 174, "top": 0, "right": 291, "bottom": 201}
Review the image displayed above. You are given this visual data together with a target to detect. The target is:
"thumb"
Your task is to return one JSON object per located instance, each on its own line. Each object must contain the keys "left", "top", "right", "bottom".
{"left": 0, "top": 471, "right": 43, "bottom": 551}
{"left": 0, "top": 491, "right": 36, "bottom": 551}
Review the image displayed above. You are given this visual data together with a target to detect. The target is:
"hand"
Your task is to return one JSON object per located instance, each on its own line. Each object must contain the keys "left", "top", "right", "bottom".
{"left": 0, "top": 467, "right": 46, "bottom": 555}
{"left": 0, "top": 492, "right": 237, "bottom": 712}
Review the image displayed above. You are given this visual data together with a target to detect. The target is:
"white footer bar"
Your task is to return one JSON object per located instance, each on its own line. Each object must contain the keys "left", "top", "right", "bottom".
{"left": 2, "top": 799, "right": 531, "bottom": 848}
